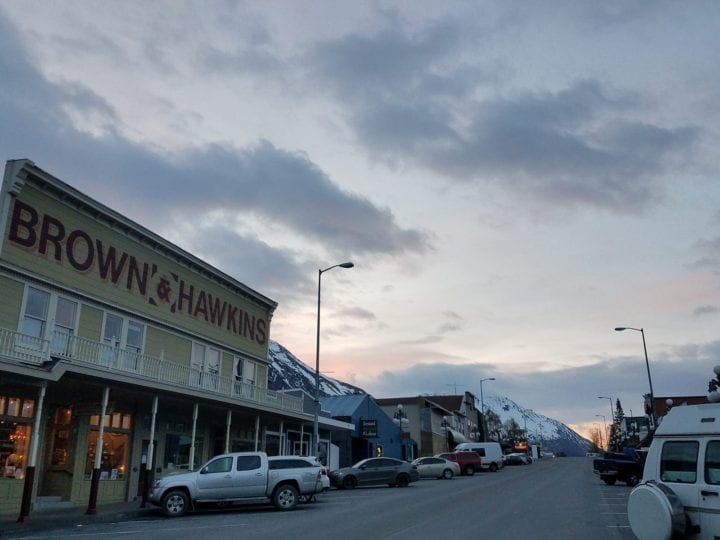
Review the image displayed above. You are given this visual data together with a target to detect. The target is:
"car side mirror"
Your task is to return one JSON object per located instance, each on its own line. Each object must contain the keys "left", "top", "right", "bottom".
{"left": 360, "top": 465, "right": 367, "bottom": 470}
{"left": 200, "top": 467, "right": 208, "bottom": 474}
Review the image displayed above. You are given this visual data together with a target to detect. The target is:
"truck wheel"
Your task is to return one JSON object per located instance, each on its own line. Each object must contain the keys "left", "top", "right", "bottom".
{"left": 489, "top": 463, "right": 498, "bottom": 472}
{"left": 464, "top": 465, "right": 475, "bottom": 476}
{"left": 161, "top": 490, "right": 189, "bottom": 517}
{"left": 342, "top": 476, "right": 357, "bottom": 489}
{"left": 273, "top": 484, "right": 299, "bottom": 511}
{"left": 442, "top": 468, "right": 454, "bottom": 479}
{"left": 603, "top": 476, "right": 617, "bottom": 485}
{"left": 396, "top": 474, "right": 410, "bottom": 487}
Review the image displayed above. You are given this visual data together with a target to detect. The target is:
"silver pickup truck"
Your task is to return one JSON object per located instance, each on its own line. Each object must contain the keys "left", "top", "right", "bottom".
{"left": 149, "top": 452, "right": 322, "bottom": 516}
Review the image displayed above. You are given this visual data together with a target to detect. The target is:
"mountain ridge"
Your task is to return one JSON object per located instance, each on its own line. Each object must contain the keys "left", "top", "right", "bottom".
{"left": 267, "top": 340, "right": 590, "bottom": 456}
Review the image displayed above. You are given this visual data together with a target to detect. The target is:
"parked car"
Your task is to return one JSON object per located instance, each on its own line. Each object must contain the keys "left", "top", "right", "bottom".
{"left": 411, "top": 456, "right": 461, "bottom": 479}
{"left": 436, "top": 451, "right": 483, "bottom": 476}
{"left": 454, "top": 442, "right": 505, "bottom": 472}
{"left": 149, "top": 452, "right": 322, "bottom": 517}
{"left": 504, "top": 453, "right": 530, "bottom": 466}
{"left": 592, "top": 449, "right": 645, "bottom": 486}
{"left": 329, "top": 457, "right": 419, "bottom": 489}
{"left": 268, "top": 455, "right": 328, "bottom": 503}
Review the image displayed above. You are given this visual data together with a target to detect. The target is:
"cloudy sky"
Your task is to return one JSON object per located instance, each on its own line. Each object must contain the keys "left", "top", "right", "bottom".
{"left": 2, "top": 1, "right": 719, "bottom": 437}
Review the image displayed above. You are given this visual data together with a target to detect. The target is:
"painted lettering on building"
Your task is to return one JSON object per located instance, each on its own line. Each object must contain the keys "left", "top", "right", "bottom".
{"left": 8, "top": 199, "right": 267, "bottom": 345}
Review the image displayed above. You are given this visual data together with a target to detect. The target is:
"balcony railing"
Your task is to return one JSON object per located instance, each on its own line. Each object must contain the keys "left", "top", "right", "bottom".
{"left": 0, "top": 327, "right": 303, "bottom": 413}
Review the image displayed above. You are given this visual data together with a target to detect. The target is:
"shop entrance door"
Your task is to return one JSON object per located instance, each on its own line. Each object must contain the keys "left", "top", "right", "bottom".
{"left": 137, "top": 439, "right": 157, "bottom": 496}
{"left": 40, "top": 407, "right": 74, "bottom": 499}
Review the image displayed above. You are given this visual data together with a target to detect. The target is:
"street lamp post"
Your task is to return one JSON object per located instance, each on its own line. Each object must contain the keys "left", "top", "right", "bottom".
{"left": 595, "top": 414, "right": 607, "bottom": 450}
{"left": 395, "top": 404, "right": 406, "bottom": 460}
{"left": 598, "top": 396, "right": 615, "bottom": 449}
{"left": 615, "top": 327, "right": 656, "bottom": 427}
{"left": 479, "top": 377, "right": 495, "bottom": 442}
{"left": 313, "top": 262, "right": 354, "bottom": 459}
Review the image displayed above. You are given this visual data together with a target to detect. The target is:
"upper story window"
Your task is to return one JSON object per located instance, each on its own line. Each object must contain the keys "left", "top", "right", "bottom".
{"left": 21, "top": 287, "right": 79, "bottom": 355}
{"left": 51, "top": 297, "right": 78, "bottom": 354}
{"left": 21, "top": 287, "right": 50, "bottom": 339}
{"left": 191, "top": 342, "right": 220, "bottom": 389}
{"left": 234, "top": 356, "right": 256, "bottom": 385}
{"left": 101, "top": 312, "right": 145, "bottom": 371}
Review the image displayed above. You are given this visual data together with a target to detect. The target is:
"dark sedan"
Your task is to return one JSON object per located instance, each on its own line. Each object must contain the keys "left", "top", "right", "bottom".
{"left": 329, "top": 457, "right": 419, "bottom": 489}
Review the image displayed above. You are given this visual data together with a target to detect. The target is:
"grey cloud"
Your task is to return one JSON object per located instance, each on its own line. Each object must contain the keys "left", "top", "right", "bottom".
{"left": 307, "top": 13, "right": 700, "bottom": 213}
{"left": 334, "top": 307, "right": 377, "bottom": 321}
{"left": 360, "top": 340, "right": 720, "bottom": 426}
{"left": 360, "top": 81, "right": 698, "bottom": 212}
{"left": 309, "top": 18, "right": 462, "bottom": 101}
{"left": 0, "top": 11, "right": 431, "bottom": 269}
{"left": 694, "top": 305, "right": 719, "bottom": 317}
{"left": 437, "top": 311, "right": 464, "bottom": 334}
{"left": 185, "top": 225, "right": 310, "bottom": 297}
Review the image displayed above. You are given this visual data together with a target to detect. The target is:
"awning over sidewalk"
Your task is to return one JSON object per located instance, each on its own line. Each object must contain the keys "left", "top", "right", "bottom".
{"left": 447, "top": 428, "right": 466, "bottom": 444}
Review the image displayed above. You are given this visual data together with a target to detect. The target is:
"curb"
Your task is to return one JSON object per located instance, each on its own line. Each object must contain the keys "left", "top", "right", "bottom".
{"left": 0, "top": 504, "right": 157, "bottom": 536}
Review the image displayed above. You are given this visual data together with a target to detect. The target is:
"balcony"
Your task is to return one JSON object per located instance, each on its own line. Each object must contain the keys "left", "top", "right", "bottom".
{"left": 0, "top": 327, "right": 303, "bottom": 413}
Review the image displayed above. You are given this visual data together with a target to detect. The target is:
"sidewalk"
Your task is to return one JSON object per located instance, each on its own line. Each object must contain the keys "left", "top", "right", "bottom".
{"left": 0, "top": 499, "right": 158, "bottom": 537}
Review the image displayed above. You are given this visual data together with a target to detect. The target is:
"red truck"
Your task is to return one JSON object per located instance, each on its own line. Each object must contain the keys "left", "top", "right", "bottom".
{"left": 436, "top": 451, "right": 484, "bottom": 476}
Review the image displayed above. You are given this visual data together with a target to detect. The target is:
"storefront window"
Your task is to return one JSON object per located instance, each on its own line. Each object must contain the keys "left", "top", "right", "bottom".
{"left": 164, "top": 434, "right": 204, "bottom": 470}
{"left": 84, "top": 411, "right": 132, "bottom": 480}
{"left": 7, "top": 398, "right": 20, "bottom": 417}
{"left": 1, "top": 395, "right": 35, "bottom": 480}
{"left": 90, "top": 412, "right": 132, "bottom": 430}
{"left": 84, "top": 431, "right": 128, "bottom": 480}
{"left": 1, "top": 423, "right": 31, "bottom": 479}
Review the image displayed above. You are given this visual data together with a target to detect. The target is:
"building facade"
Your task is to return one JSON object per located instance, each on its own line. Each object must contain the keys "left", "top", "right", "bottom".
{"left": 376, "top": 394, "right": 480, "bottom": 458}
{"left": 0, "top": 160, "right": 344, "bottom": 515}
{"left": 320, "top": 394, "right": 414, "bottom": 466}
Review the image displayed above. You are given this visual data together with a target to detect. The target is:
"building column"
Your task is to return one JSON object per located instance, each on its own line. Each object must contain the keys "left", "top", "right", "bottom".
{"left": 87, "top": 386, "right": 110, "bottom": 515}
{"left": 189, "top": 403, "right": 199, "bottom": 469}
{"left": 279, "top": 421, "right": 284, "bottom": 455}
{"left": 254, "top": 415, "right": 260, "bottom": 451}
{"left": 17, "top": 381, "right": 47, "bottom": 522}
{"left": 225, "top": 409, "right": 232, "bottom": 454}
{"left": 140, "top": 395, "right": 158, "bottom": 508}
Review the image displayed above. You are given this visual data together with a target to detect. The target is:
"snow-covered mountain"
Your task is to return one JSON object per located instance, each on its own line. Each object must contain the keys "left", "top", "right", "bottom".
{"left": 267, "top": 340, "right": 590, "bottom": 456}
{"left": 483, "top": 394, "right": 591, "bottom": 457}
{"left": 267, "top": 340, "right": 363, "bottom": 396}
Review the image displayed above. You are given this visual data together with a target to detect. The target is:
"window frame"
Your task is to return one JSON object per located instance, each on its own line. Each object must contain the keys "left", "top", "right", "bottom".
{"left": 660, "top": 440, "right": 699, "bottom": 484}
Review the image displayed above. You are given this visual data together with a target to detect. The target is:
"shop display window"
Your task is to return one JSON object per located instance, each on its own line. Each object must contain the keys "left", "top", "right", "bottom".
{"left": 164, "top": 434, "right": 204, "bottom": 470}
{"left": 84, "top": 411, "right": 132, "bottom": 480}
{"left": 84, "top": 431, "right": 128, "bottom": 480}
{"left": 90, "top": 412, "right": 132, "bottom": 430}
{"left": 0, "top": 395, "right": 35, "bottom": 480}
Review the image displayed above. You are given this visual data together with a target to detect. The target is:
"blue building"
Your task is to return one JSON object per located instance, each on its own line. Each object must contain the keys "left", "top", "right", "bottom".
{"left": 320, "top": 394, "right": 416, "bottom": 467}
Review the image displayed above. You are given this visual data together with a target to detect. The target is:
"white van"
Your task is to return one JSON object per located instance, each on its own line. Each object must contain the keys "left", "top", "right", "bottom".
{"left": 628, "top": 402, "right": 720, "bottom": 539}
{"left": 454, "top": 442, "right": 504, "bottom": 472}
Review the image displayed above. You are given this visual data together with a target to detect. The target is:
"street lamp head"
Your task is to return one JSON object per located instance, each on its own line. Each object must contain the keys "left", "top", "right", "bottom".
{"left": 614, "top": 327, "right": 627, "bottom": 332}
{"left": 397, "top": 403, "right": 403, "bottom": 412}
{"left": 339, "top": 262, "right": 354, "bottom": 268}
